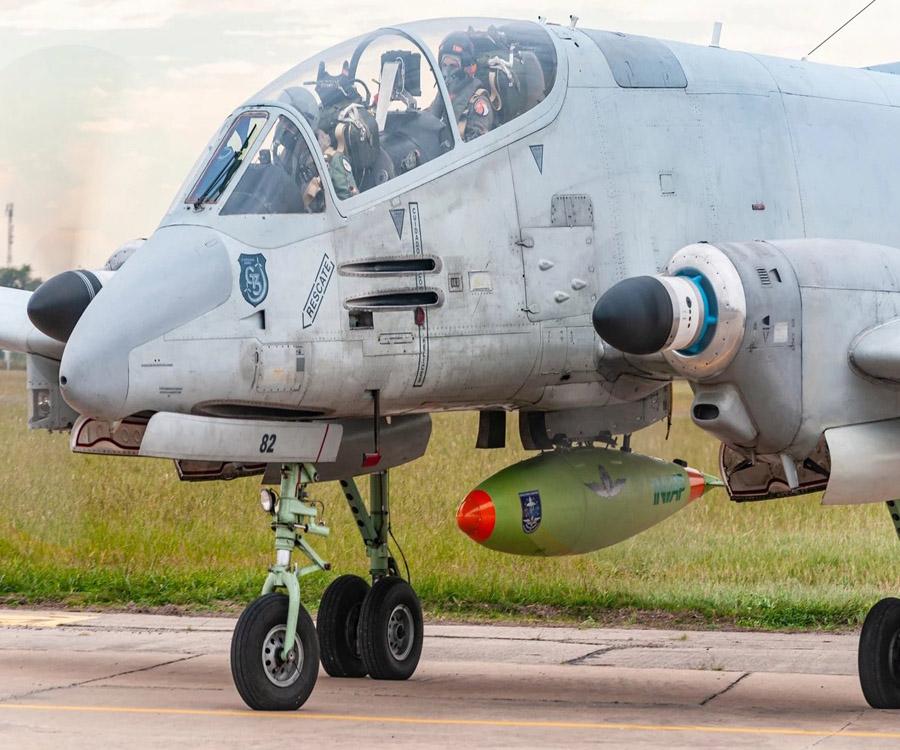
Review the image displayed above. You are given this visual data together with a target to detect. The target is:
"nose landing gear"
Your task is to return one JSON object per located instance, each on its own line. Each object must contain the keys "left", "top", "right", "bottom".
{"left": 231, "top": 592, "right": 319, "bottom": 710}
{"left": 231, "top": 463, "right": 423, "bottom": 711}
{"left": 231, "top": 464, "right": 329, "bottom": 710}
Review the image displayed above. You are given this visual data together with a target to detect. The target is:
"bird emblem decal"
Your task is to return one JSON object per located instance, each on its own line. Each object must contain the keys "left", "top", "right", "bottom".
{"left": 585, "top": 465, "right": 627, "bottom": 498}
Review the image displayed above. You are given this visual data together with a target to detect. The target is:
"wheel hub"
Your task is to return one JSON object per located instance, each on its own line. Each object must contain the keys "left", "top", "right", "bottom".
{"left": 387, "top": 603, "right": 414, "bottom": 661}
{"left": 262, "top": 624, "right": 303, "bottom": 687}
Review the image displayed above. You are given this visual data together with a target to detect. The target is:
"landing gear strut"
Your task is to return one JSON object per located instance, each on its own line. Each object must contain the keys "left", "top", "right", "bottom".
{"left": 859, "top": 501, "right": 900, "bottom": 708}
{"left": 326, "top": 471, "right": 423, "bottom": 680}
{"left": 231, "top": 464, "right": 423, "bottom": 711}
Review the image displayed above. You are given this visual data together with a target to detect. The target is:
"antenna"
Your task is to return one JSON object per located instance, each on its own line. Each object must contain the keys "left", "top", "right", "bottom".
{"left": 806, "top": 0, "right": 879, "bottom": 59}
{"left": 3, "top": 202, "right": 11, "bottom": 371}
{"left": 710, "top": 21, "right": 723, "bottom": 48}
{"left": 4, "top": 203, "right": 11, "bottom": 267}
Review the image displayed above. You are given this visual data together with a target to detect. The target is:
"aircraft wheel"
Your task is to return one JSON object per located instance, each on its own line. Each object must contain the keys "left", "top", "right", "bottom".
{"left": 317, "top": 574, "right": 370, "bottom": 677}
{"left": 231, "top": 593, "right": 318, "bottom": 710}
{"left": 859, "top": 597, "right": 900, "bottom": 708}
{"left": 359, "top": 577, "right": 423, "bottom": 680}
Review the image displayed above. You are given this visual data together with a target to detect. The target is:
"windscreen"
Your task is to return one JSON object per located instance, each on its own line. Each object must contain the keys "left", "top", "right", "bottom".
{"left": 221, "top": 115, "right": 325, "bottom": 215}
{"left": 186, "top": 112, "right": 268, "bottom": 206}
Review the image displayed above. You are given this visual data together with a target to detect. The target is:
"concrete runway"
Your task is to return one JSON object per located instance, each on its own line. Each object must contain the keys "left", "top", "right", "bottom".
{"left": 1, "top": 609, "right": 900, "bottom": 748}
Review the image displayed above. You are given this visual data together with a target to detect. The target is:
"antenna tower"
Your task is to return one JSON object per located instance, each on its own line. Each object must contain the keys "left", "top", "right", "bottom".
{"left": 4, "top": 203, "right": 11, "bottom": 267}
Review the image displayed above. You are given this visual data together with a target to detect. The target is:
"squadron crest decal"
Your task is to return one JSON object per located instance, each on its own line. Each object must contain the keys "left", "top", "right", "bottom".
{"left": 238, "top": 253, "right": 269, "bottom": 307}
{"left": 519, "top": 490, "right": 542, "bottom": 534}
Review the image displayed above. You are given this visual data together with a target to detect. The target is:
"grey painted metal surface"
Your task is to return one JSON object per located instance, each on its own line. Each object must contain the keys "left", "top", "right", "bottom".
{"left": 850, "top": 320, "right": 900, "bottom": 382}
{"left": 824, "top": 420, "right": 900, "bottom": 505}
{"left": 139, "top": 413, "right": 343, "bottom": 463}
{"left": 0, "top": 287, "right": 63, "bottom": 360}
{"left": 584, "top": 31, "right": 688, "bottom": 88}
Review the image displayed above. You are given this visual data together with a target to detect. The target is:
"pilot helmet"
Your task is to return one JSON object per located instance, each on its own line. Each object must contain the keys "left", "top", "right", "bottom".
{"left": 277, "top": 86, "right": 319, "bottom": 129}
{"left": 272, "top": 118, "right": 302, "bottom": 173}
{"left": 438, "top": 31, "right": 476, "bottom": 79}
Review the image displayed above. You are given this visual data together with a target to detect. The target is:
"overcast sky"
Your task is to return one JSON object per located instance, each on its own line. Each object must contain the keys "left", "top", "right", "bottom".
{"left": 1, "top": 0, "right": 897, "bottom": 277}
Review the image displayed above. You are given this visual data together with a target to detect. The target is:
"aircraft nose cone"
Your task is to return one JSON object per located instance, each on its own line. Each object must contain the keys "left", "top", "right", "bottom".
{"left": 60, "top": 347, "right": 128, "bottom": 421}
{"left": 27, "top": 270, "right": 105, "bottom": 343}
{"left": 592, "top": 276, "right": 674, "bottom": 355}
{"left": 456, "top": 489, "right": 496, "bottom": 543}
{"left": 59, "top": 226, "right": 232, "bottom": 421}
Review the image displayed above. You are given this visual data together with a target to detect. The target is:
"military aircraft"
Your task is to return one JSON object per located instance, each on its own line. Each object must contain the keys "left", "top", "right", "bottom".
{"left": 4, "top": 14, "right": 900, "bottom": 712}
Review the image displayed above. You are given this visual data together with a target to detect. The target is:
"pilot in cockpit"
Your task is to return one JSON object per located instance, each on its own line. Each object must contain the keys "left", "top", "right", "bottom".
{"left": 267, "top": 118, "right": 320, "bottom": 211}
{"left": 272, "top": 87, "right": 329, "bottom": 211}
{"left": 428, "top": 31, "right": 494, "bottom": 142}
{"left": 313, "top": 63, "right": 363, "bottom": 199}
{"left": 278, "top": 85, "right": 358, "bottom": 205}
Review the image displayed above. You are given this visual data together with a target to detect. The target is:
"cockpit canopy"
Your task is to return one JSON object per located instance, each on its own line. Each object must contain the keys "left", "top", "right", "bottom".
{"left": 185, "top": 18, "right": 557, "bottom": 215}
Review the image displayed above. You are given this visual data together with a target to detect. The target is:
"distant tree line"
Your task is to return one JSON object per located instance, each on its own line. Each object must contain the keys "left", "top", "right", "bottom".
{"left": 0, "top": 265, "right": 42, "bottom": 291}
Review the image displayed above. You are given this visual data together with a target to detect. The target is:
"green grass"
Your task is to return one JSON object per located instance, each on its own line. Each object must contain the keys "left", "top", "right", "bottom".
{"left": 0, "top": 370, "right": 895, "bottom": 630}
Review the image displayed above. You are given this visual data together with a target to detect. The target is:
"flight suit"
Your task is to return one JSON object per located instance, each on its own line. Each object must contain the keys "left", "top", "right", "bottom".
{"left": 454, "top": 79, "right": 494, "bottom": 142}
{"left": 429, "top": 75, "right": 495, "bottom": 143}
{"left": 323, "top": 147, "right": 359, "bottom": 200}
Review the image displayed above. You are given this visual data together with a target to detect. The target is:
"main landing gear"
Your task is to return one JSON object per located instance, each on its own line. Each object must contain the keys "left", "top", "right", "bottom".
{"left": 230, "top": 464, "right": 423, "bottom": 711}
{"left": 859, "top": 500, "right": 900, "bottom": 708}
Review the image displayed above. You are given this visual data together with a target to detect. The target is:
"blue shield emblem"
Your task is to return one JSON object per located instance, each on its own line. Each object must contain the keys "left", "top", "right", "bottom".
{"left": 239, "top": 253, "right": 268, "bottom": 307}
{"left": 519, "top": 490, "right": 542, "bottom": 534}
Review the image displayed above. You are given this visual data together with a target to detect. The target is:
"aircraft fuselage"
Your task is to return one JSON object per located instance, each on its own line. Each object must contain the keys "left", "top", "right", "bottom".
{"left": 57, "top": 23, "right": 900, "bottom": 426}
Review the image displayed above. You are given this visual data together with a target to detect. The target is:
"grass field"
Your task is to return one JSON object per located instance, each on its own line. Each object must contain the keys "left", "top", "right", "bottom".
{"left": 0, "top": 370, "right": 895, "bottom": 630}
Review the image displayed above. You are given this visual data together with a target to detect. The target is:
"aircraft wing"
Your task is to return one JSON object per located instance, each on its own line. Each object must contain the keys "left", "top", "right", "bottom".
{"left": 0, "top": 286, "right": 65, "bottom": 360}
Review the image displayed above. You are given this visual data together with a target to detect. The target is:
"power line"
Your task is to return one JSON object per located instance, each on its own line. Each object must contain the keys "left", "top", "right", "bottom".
{"left": 807, "top": 0, "right": 879, "bottom": 58}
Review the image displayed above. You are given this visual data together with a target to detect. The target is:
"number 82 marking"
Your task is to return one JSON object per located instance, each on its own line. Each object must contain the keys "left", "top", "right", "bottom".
{"left": 260, "top": 433, "right": 277, "bottom": 453}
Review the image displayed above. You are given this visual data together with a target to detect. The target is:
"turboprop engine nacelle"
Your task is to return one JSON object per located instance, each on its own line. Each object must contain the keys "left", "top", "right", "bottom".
{"left": 592, "top": 243, "right": 748, "bottom": 380}
{"left": 27, "top": 269, "right": 115, "bottom": 343}
{"left": 26, "top": 239, "right": 144, "bottom": 344}
{"left": 456, "top": 447, "right": 720, "bottom": 556}
{"left": 594, "top": 239, "right": 900, "bottom": 504}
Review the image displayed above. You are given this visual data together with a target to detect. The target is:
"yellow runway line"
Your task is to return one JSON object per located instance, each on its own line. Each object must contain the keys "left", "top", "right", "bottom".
{"left": 0, "top": 703, "right": 898, "bottom": 739}
{"left": 0, "top": 613, "right": 97, "bottom": 628}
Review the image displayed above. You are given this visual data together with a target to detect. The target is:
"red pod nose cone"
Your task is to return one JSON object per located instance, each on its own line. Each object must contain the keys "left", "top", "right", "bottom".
{"left": 456, "top": 489, "right": 496, "bottom": 543}
{"left": 685, "top": 466, "right": 723, "bottom": 502}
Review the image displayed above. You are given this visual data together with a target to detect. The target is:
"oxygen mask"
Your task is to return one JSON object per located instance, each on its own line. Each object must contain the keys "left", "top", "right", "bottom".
{"left": 441, "top": 60, "right": 468, "bottom": 92}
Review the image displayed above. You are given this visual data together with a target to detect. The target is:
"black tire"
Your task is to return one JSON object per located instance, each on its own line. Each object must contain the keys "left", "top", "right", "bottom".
{"left": 317, "top": 574, "right": 370, "bottom": 677}
{"left": 359, "top": 577, "right": 423, "bottom": 680}
{"left": 859, "top": 597, "right": 900, "bottom": 708}
{"left": 231, "top": 593, "right": 319, "bottom": 710}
